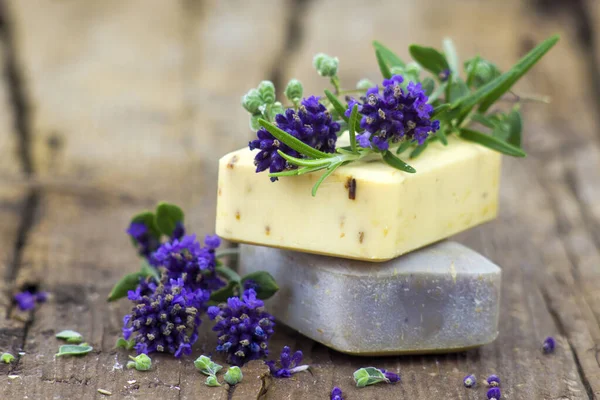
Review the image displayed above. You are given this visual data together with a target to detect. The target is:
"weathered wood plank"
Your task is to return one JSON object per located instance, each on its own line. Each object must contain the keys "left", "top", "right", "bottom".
{"left": 1, "top": 0, "right": 290, "bottom": 399}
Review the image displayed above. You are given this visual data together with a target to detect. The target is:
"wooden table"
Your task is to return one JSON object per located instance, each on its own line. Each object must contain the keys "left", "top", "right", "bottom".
{"left": 1, "top": 1, "right": 599, "bottom": 398}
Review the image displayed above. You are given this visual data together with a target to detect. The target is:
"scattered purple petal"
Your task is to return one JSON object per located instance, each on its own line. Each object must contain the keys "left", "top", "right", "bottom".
{"left": 487, "top": 387, "right": 501, "bottom": 400}
{"left": 266, "top": 346, "right": 309, "bottom": 378}
{"left": 463, "top": 374, "right": 476, "bottom": 388}
{"left": 330, "top": 387, "right": 344, "bottom": 400}
{"left": 14, "top": 290, "right": 48, "bottom": 311}
{"left": 485, "top": 374, "right": 500, "bottom": 387}
{"left": 542, "top": 336, "right": 556, "bottom": 354}
{"left": 380, "top": 368, "right": 401, "bottom": 383}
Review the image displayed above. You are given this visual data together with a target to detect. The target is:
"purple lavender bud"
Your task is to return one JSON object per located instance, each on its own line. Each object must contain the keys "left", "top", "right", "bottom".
{"left": 346, "top": 76, "right": 440, "bottom": 151}
{"left": 265, "top": 346, "right": 307, "bottom": 378}
{"left": 542, "top": 336, "right": 556, "bottom": 354}
{"left": 438, "top": 68, "right": 451, "bottom": 82}
{"left": 209, "top": 289, "right": 275, "bottom": 366}
{"left": 486, "top": 374, "right": 500, "bottom": 387}
{"left": 463, "top": 374, "right": 476, "bottom": 388}
{"left": 127, "top": 222, "right": 160, "bottom": 258}
{"left": 14, "top": 291, "right": 36, "bottom": 311}
{"left": 487, "top": 387, "right": 501, "bottom": 400}
{"left": 330, "top": 387, "right": 344, "bottom": 400}
{"left": 380, "top": 369, "right": 401, "bottom": 383}
{"left": 248, "top": 96, "right": 340, "bottom": 181}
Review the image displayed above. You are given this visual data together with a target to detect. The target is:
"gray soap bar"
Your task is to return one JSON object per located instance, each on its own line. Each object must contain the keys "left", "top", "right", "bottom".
{"left": 239, "top": 241, "right": 501, "bottom": 355}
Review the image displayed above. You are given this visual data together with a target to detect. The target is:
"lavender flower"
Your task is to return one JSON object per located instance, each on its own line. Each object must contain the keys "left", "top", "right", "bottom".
{"left": 249, "top": 96, "right": 340, "bottom": 181}
{"left": 487, "top": 387, "right": 501, "bottom": 400}
{"left": 151, "top": 234, "right": 224, "bottom": 294}
{"left": 346, "top": 75, "right": 440, "bottom": 151}
{"left": 542, "top": 336, "right": 556, "bottom": 353}
{"left": 380, "top": 369, "right": 401, "bottom": 383}
{"left": 463, "top": 374, "right": 476, "bottom": 388}
{"left": 208, "top": 289, "right": 275, "bottom": 366}
{"left": 127, "top": 222, "right": 160, "bottom": 258}
{"left": 485, "top": 374, "right": 500, "bottom": 387}
{"left": 14, "top": 290, "right": 48, "bottom": 311}
{"left": 266, "top": 346, "right": 309, "bottom": 378}
{"left": 122, "top": 277, "right": 208, "bottom": 358}
{"left": 330, "top": 387, "right": 344, "bottom": 400}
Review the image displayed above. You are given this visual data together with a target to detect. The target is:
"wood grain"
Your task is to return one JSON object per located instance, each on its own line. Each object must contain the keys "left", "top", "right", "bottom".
{"left": 0, "top": 0, "right": 599, "bottom": 399}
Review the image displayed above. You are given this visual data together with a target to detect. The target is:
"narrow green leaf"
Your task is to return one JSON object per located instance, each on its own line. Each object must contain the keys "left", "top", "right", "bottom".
{"left": 410, "top": 141, "right": 429, "bottom": 158}
{"left": 427, "top": 81, "right": 447, "bottom": 104}
{"left": 209, "top": 280, "right": 239, "bottom": 302}
{"left": 422, "top": 77, "right": 435, "bottom": 96}
{"left": 375, "top": 49, "right": 392, "bottom": 79}
{"left": 241, "top": 271, "right": 279, "bottom": 300}
{"left": 460, "top": 128, "right": 526, "bottom": 157}
{"left": 447, "top": 77, "right": 470, "bottom": 103}
{"left": 312, "top": 163, "right": 342, "bottom": 196}
{"left": 372, "top": 41, "right": 405, "bottom": 68}
{"left": 155, "top": 202, "right": 184, "bottom": 237}
{"left": 409, "top": 44, "right": 449, "bottom": 75}
{"left": 56, "top": 330, "right": 83, "bottom": 344}
{"left": 215, "top": 265, "right": 242, "bottom": 283}
{"left": 432, "top": 104, "right": 450, "bottom": 118}
{"left": 259, "top": 119, "right": 331, "bottom": 159}
{"left": 506, "top": 107, "right": 522, "bottom": 147}
{"left": 56, "top": 344, "right": 93, "bottom": 357}
{"left": 465, "top": 55, "right": 481, "bottom": 87}
{"left": 324, "top": 89, "right": 349, "bottom": 123}
{"left": 436, "top": 127, "right": 448, "bottom": 146}
{"left": 348, "top": 104, "right": 359, "bottom": 154}
{"left": 277, "top": 150, "right": 331, "bottom": 168}
{"left": 107, "top": 262, "right": 157, "bottom": 302}
{"left": 268, "top": 165, "right": 327, "bottom": 178}
{"left": 471, "top": 113, "right": 496, "bottom": 129}
{"left": 395, "top": 140, "right": 414, "bottom": 155}
{"left": 140, "top": 260, "right": 160, "bottom": 281}
{"left": 443, "top": 38, "right": 459, "bottom": 74}
{"left": 453, "top": 35, "right": 559, "bottom": 113}
{"left": 382, "top": 151, "right": 416, "bottom": 173}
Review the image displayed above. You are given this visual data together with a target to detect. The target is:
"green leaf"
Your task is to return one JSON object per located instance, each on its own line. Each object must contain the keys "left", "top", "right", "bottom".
{"left": 1, "top": 353, "right": 15, "bottom": 363}
{"left": 241, "top": 271, "right": 279, "bottom": 300}
{"left": 324, "top": 90, "right": 349, "bottom": 123}
{"left": 409, "top": 141, "right": 429, "bottom": 158}
{"left": 209, "top": 280, "right": 239, "bottom": 302}
{"left": 506, "top": 107, "right": 522, "bottom": 147}
{"left": 215, "top": 265, "right": 241, "bottom": 283}
{"left": 205, "top": 376, "right": 221, "bottom": 387}
{"left": 155, "top": 202, "right": 184, "bottom": 237}
{"left": 353, "top": 367, "right": 389, "bottom": 388}
{"left": 464, "top": 55, "right": 481, "bottom": 87}
{"left": 127, "top": 354, "right": 152, "bottom": 371}
{"left": 56, "top": 330, "right": 83, "bottom": 344}
{"left": 372, "top": 41, "right": 405, "bottom": 68}
{"left": 259, "top": 119, "right": 331, "bottom": 160}
{"left": 348, "top": 104, "right": 359, "bottom": 154}
{"left": 224, "top": 366, "right": 243, "bottom": 386}
{"left": 382, "top": 151, "right": 416, "bottom": 173}
{"left": 107, "top": 261, "right": 157, "bottom": 302}
{"left": 447, "top": 77, "right": 470, "bottom": 103}
{"left": 130, "top": 211, "right": 161, "bottom": 242}
{"left": 435, "top": 127, "right": 448, "bottom": 146}
{"left": 56, "top": 344, "right": 93, "bottom": 357}
{"left": 422, "top": 77, "right": 435, "bottom": 96}
{"left": 395, "top": 140, "right": 414, "bottom": 155}
{"left": 432, "top": 104, "right": 450, "bottom": 118}
{"left": 116, "top": 337, "right": 136, "bottom": 350}
{"left": 312, "top": 163, "right": 342, "bottom": 196}
{"left": 427, "top": 81, "right": 447, "bottom": 104}
{"left": 375, "top": 49, "right": 392, "bottom": 79}
{"left": 471, "top": 113, "right": 496, "bottom": 129}
{"left": 460, "top": 128, "right": 526, "bottom": 157}
{"left": 194, "top": 355, "right": 223, "bottom": 376}
{"left": 276, "top": 150, "right": 331, "bottom": 168}
{"left": 268, "top": 165, "right": 327, "bottom": 178}
{"left": 409, "top": 44, "right": 449, "bottom": 75}
{"left": 443, "top": 38, "right": 459, "bottom": 74}
{"left": 453, "top": 35, "right": 559, "bottom": 114}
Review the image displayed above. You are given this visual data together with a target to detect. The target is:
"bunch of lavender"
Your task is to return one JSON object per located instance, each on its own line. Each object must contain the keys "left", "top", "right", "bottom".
{"left": 243, "top": 36, "right": 559, "bottom": 196}
{"left": 208, "top": 288, "right": 275, "bottom": 366}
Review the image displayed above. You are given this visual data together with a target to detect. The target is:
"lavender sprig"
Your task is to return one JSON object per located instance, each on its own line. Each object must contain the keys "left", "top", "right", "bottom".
{"left": 266, "top": 346, "right": 309, "bottom": 378}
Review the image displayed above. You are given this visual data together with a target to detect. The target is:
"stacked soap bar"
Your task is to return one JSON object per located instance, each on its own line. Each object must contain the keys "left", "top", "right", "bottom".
{"left": 216, "top": 137, "right": 501, "bottom": 261}
{"left": 216, "top": 137, "right": 502, "bottom": 354}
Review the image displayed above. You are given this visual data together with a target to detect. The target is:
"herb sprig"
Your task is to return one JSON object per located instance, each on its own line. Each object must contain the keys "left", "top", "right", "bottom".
{"left": 243, "top": 35, "right": 559, "bottom": 196}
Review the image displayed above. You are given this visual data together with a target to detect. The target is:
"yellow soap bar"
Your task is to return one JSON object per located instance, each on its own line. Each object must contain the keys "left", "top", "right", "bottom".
{"left": 216, "top": 136, "right": 501, "bottom": 261}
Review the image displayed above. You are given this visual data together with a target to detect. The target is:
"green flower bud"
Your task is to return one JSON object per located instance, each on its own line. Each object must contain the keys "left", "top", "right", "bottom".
{"left": 284, "top": 79, "right": 303, "bottom": 103}
{"left": 464, "top": 57, "right": 501, "bottom": 88}
{"left": 1, "top": 353, "right": 15, "bottom": 364}
{"left": 267, "top": 101, "right": 285, "bottom": 121}
{"left": 249, "top": 113, "right": 261, "bottom": 131}
{"left": 205, "top": 375, "right": 221, "bottom": 387}
{"left": 258, "top": 80, "right": 276, "bottom": 104}
{"left": 194, "top": 355, "right": 222, "bottom": 376}
{"left": 128, "top": 354, "right": 152, "bottom": 371}
{"left": 313, "top": 53, "right": 339, "bottom": 77}
{"left": 356, "top": 78, "right": 375, "bottom": 90}
{"left": 241, "top": 89, "right": 262, "bottom": 114}
{"left": 403, "top": 62, "right": 421, "bottom": 83}
{"left": 389, "top": 66, "right": 404, "bottom": 76}
{"left": 224, "top": 366, "right": 243, "bottom": 385}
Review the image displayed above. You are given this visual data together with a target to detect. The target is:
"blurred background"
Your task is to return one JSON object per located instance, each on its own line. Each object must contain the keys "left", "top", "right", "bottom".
{"left": 1, "top": 0, "right": 599, "bottom": 399}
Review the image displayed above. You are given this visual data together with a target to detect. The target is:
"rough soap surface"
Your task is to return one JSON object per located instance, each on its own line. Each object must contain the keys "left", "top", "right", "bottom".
{"left": 216, "top": 137, "right": 501, "bottom": 261}
{"left": 239, "top": 241, "right": 501, "bottom": 355}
